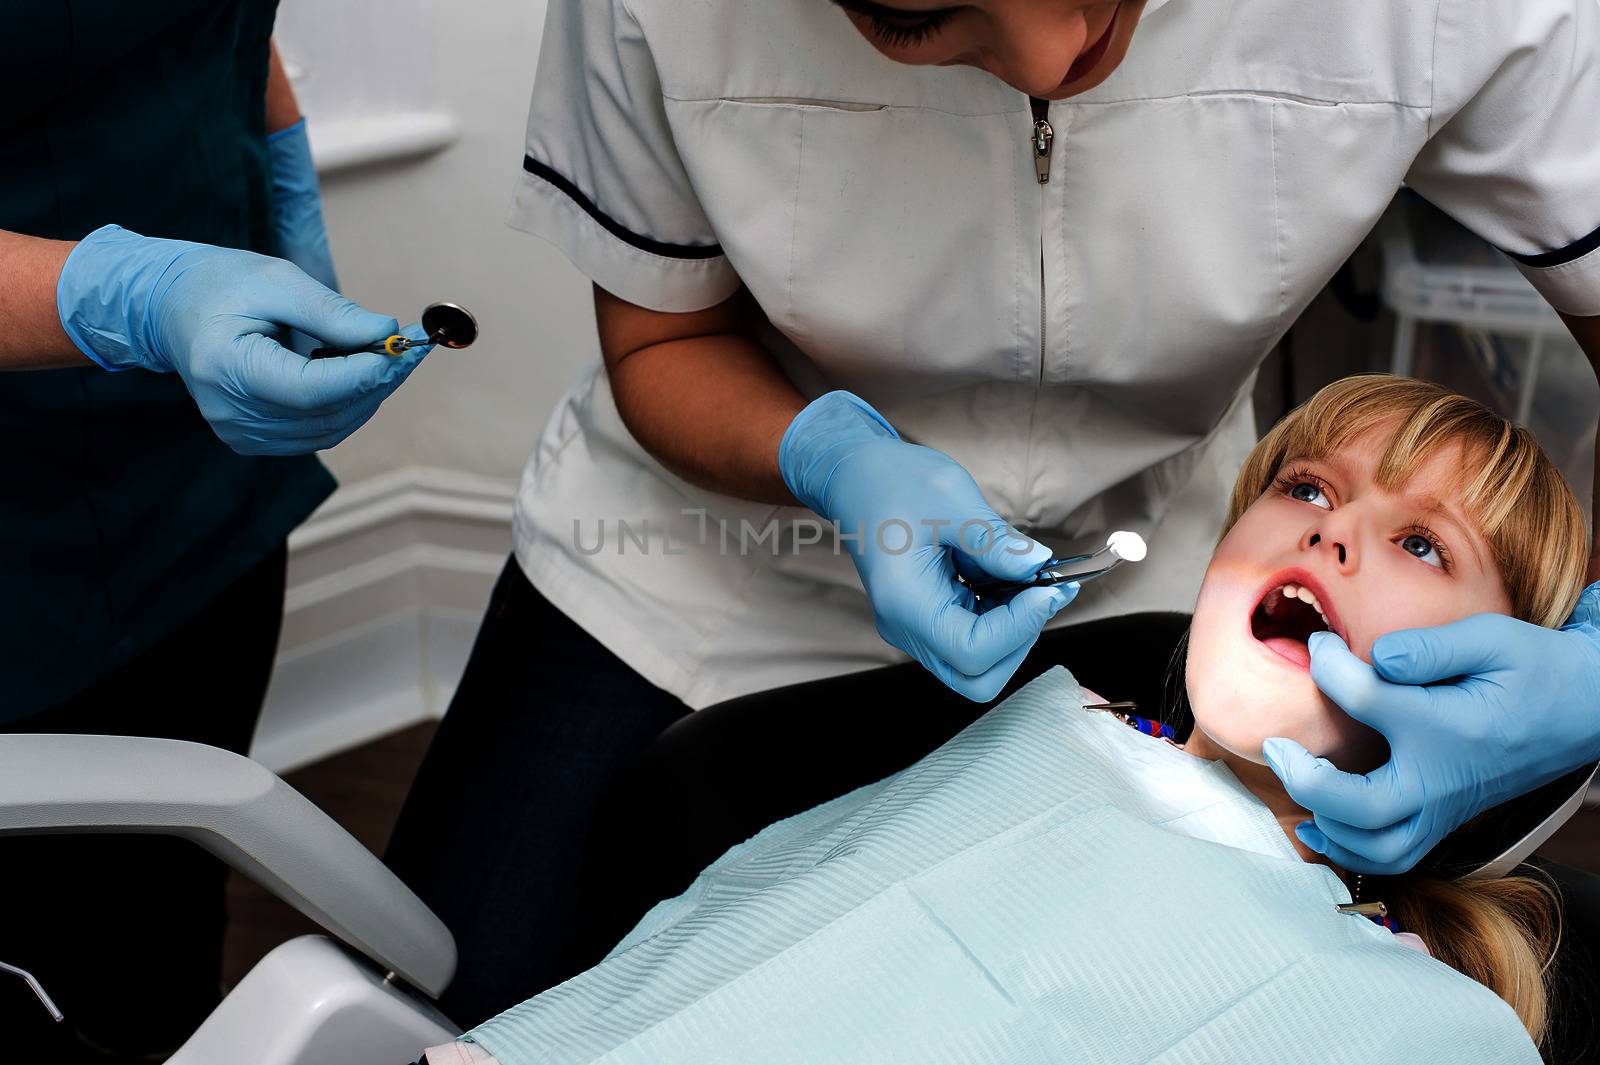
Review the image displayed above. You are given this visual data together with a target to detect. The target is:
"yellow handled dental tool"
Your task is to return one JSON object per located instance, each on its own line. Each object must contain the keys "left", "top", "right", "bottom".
{"left": 307, "top": 302, "right": 478, "bottom": 359}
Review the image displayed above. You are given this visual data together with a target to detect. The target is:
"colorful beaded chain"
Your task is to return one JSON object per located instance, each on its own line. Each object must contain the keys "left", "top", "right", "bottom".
{"left": 1120, "top": 713, "right": 1177, "bottom": 741}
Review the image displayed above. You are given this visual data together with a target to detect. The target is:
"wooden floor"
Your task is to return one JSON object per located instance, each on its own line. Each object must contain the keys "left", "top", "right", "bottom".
{"left": 222, "top": 722, "right": 1600, "bottom": 988}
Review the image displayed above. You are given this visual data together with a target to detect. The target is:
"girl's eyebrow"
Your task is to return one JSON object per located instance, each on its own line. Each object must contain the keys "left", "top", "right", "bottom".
{"left": 1413, "top": 496, "right": 1489, "bottom": 568}
{"left": 830, "top": 0, "right": 965, "bottom": 19}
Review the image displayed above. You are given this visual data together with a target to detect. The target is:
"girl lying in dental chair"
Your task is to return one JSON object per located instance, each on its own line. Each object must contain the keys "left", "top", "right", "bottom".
{"left": 421, "top": 376, "right": 1586, "bottom": 1064}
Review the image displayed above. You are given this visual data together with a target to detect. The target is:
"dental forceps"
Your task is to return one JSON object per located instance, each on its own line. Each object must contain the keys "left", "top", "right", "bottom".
{"left": 308, "top": 301, "right": 478, "bottom": 359}
{"left": 959, "top": 530, "right": 1148, "bottom": 600}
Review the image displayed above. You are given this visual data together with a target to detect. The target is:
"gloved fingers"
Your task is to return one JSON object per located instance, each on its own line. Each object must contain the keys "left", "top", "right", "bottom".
{"left": 263, "top": 418, "right": 377, "bottom": 454}
{"left": 215, "top": 426, "right": 346, "bottom": 457}
{"left": 227, "top": 331, "right": 395, "bottom": 413}
{"left": 280, "top": 321, "right": 431, "bottom": 409}
{"left": 207, "top": 391, "right": 385, "bottom": 456}
{"left": 1308, "top": 631, "right": 1437, "bottom": 734}
{"left": 284, "top": 328, "right": 322, "bottom": 359}
{"left": 290, "top": 393, "right": 389, "bottom": 450}
{"left": 1565, "top": 582, "right": 1600, "bottom": 629}
{"left": 386, "top": 320, "right": 437, "bottom": 378}
{"left": 1294, "top": 817, "right": 1425, "bottom": 876}
{"left": 941, "top": 631, "right": 1041, "bottom": 703}
{"left": 945, "top": 507, "right": 1053, "bottom": 582}
{"left": 932, "top": 584, "right": 1075, "bottom": 678}
{"left": 1260, "top": 737, "right": 1417, "bottom": 831}
{"left": 1368, "top": 614, "right": 1514, "bottom": 685}
{"left": 253, "top": 262, "right": 400, "bottom": 351}
{"left": 184, "top": 328, "right": 369, "bottom": 419}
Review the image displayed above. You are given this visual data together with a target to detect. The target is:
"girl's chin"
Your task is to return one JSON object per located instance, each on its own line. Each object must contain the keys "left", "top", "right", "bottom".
{"left": 1191, "top": 698, "right": 1334, "bottom": 763}
{"left": 1192, "top": 726, "right": 1273, "bottom": 765}
{"left": 1196, "top": 716, "right": 1385, "bottom": 774}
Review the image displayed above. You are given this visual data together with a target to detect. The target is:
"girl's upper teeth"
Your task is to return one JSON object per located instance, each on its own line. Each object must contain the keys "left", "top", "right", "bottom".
{"left": 1281, "top": 583, "right": 1328, "bottom": 624}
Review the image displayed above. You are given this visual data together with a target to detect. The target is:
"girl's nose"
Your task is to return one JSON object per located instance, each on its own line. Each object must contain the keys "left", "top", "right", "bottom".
{"left": 1304, "top": 528, "right": 1355, "bottom": 570}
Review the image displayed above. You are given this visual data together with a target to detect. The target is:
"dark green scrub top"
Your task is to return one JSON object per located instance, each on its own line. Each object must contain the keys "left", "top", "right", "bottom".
{"left": 0, "top": 0, "right": 336, "bottom": 722}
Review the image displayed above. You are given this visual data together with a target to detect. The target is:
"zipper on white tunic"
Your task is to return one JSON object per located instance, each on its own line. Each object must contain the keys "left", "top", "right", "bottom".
{"left": 1018, "top": 96, "right": 1053, "bottom": 524}
{"left": 1031, "top": 97, "right": 1052, "bottom": 378}
{"left": 1030, "top": 96, "right": 1054, "bottom": 185}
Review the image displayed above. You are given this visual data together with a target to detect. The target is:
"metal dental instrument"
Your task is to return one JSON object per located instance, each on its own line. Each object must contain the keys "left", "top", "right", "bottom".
{"left": 308, "top": 301, "right": 478, "bottom": 359}
{"left": 959, "top": 530, "right": 1148, "bottom": 600}
{"left": 0, "top": 957, "right": 64, "bottom": 1022}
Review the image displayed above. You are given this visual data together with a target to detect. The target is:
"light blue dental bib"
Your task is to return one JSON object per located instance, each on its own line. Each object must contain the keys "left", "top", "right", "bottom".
{"left": 469, "top": 667, "right": 1538, "bottom": 1064}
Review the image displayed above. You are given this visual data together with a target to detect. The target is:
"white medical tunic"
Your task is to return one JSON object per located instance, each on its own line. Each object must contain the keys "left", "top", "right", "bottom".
{"left": 509, "top": 0, "right": 1600, "bottom": 708}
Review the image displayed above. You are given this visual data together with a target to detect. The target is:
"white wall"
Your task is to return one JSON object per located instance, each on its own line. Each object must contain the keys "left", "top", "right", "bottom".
{"left": 276, "top": 0, "right": 596, "bottom": 485}
{"left": 258, "top": 0, "right": 597, "bottom": 768}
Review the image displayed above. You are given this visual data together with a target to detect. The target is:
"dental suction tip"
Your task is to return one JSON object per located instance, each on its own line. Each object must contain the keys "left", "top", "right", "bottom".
{"left": 1106, "top": 530, "right": 1147, "bottom": 563}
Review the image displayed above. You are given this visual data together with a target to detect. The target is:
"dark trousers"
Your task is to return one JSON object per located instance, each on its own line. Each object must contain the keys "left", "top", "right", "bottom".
{"left": 384, "top": 559, "right": 690, "bottom": 1024}
{"left": 0, "top": 545, "right": 287, "bottom": 1061}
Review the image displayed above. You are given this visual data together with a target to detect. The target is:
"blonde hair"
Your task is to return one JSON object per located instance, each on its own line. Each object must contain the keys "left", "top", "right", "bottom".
{"left": 1225, "top": 374, "right": 1586, "bottom": 627}
{"left": 1225, "top": 375, "right": 1588, "bottom": 1047}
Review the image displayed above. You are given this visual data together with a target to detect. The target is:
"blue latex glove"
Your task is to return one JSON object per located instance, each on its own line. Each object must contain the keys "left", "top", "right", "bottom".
{"left": 1262, "top": 583, "right": 1600, "bottom": 874}
{"left": 267, "top": 117, "right": 338, "bottom": 292}
{"left": 779, "top": 390, "right": 1078, "bottom": 701}
{"left": 57, "top": 224, "right": 429, "bottom": 455}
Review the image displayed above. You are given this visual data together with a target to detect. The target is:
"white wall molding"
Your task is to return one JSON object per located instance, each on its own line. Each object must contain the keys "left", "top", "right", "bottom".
{"left": 254, "top": 467, "right": 517, "bottom": 774}
{"left": 288, "top": 466, "right": 515, "bottom": 551}
{"left": 308, "top": 112, "right": 461, "bottom": 175}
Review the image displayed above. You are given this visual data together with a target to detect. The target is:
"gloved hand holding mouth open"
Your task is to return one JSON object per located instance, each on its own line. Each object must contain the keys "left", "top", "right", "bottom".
{"left": 779, "top": 390, "right": 1078, "bottom": 702}
{"left": 1265, "top": 585, "right": 1600, "bottom": 875}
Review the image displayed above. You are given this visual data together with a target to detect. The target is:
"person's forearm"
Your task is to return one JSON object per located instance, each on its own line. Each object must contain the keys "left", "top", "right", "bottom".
{"left": 265, "top": 41, "right": 303, "bottom": 134}
{"left": 596, "top": 285, "right": 805, "bottom": 504}
{"left": 0, "top": 230, "right": 90, "bottom": 370}
{"left": 1564, "top": 310, "right": 1600, "bottom": 580}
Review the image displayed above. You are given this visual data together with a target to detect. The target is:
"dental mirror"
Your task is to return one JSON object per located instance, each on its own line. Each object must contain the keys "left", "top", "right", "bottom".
{"left": 308, "top": 301, "right": 479, "bottom": 359}
{"left": 419, "top": 301, "right": 478, "bottom": 349}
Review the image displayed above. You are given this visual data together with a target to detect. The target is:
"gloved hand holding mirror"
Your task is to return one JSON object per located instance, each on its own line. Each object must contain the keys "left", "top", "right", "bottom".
{"left": 56, "top": 224, "right": 476, "bottom": 456}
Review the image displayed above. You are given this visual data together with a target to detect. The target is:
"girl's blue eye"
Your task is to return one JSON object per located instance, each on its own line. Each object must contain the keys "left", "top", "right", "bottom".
{"left": 1400, "top": 533, "right": 1443, "bottom": 568}
{"left": 1288, "top": 482, "right": 1331, "bottom": 509}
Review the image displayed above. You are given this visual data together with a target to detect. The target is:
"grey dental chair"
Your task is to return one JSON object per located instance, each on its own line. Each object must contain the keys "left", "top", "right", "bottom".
{"left": 0, "top": 735, "right": 460, "bottom": 1064}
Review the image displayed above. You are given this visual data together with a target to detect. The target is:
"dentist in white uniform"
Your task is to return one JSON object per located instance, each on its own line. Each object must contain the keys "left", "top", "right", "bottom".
{"left": 388, "top": 0, "right": 1600, "bottom": 1024}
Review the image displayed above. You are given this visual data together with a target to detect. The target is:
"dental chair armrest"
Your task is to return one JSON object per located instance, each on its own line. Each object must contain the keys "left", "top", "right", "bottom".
{"left": 0, "top": 734, "right": 456, "bottom": 997}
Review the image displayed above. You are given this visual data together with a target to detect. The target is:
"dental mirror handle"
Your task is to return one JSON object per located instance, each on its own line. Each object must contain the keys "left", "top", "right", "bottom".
{"left": 308, "top": 335, "right": 426, "bottom": 359}
{"left": 961, "top": 553, "right": 1126, "bottom": 596}
{"left": 960, "top": 530, "right": 1147, "bottom": 598}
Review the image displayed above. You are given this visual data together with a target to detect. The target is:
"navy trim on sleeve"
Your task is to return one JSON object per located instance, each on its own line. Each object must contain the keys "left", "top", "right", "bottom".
{"left": 1502, "top": 220, "right": 1600, "bottom": 269}
{"left": 522, "top": 156, "right": 725, "bottom": 261}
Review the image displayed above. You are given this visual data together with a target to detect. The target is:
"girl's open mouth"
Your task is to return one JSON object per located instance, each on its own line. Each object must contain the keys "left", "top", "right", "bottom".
{"left": 1249, "top": 571, "right": 1342, "bottom": 668}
